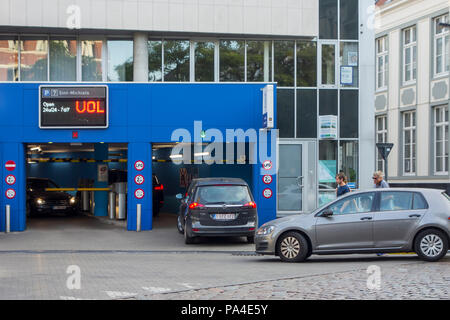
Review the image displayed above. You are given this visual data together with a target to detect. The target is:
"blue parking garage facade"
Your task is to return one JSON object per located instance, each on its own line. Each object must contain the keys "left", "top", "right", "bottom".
{"left": 0, "top": 82, "right": 277, "bottom": 232}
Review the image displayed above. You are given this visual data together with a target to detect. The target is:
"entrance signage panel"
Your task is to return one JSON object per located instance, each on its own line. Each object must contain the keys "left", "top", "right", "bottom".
{"left": 39, "top": 85, "right": 108, "bottom": 129}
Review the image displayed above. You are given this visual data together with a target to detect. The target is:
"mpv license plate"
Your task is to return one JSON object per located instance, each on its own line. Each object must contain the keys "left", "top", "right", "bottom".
{"left": 212, "top": 213, "right": 236, "bottom": 220}
{"left": 53, "top": 206, "right": 66, "bottom": 210}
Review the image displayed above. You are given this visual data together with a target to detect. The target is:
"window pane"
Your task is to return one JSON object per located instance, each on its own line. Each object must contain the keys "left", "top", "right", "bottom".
{"left": 195, "top": 41, "right": 215, "bottom": 82}
{"left": 219, "top": 40, "right": 245, "bottom": 82}
{"left": 297, "top": 41, "right": 317, "bottom": 87}
{"left": 380, "top": 192, "right": 413, "bottom": 211}
{"left": 340, "top": 141, "right": 358, "bottom": 187}
{"left": 107, "top": 40, "right": 133, "bottom": 81}
{"left": 319, "top": 140, "right": 337, "bottom": 189}
{"left": 319, "top": 0, "right": 338, "bottom": 39}
{"left": 164, "top": 40, "right": 190, "bottom": 82}
{"left": 247, "top": 41, "right": 272, "bottom": 82}
{"left": 20, "top": 37, "right": 48, "bottom": 81}
{"left": 329, "top": 193, "right": 374, "bottom": 215}
{"left": 0, "top": 37, "right": 18, "bottom": 81}
{"left": 340, "top": 42, "right": 358, "bottom": 87}
{"left": 296, "top": 89, "right": 317, "bottom": 138}
{"left": 340, "top": 90, "right": 358, "bottom": 138}
{"left": 322, "top": 44, "right": 335, "bottom": 85}
{"left": 49, "top": 39, "right": 76, "bottom": 81}
{"left": 413, "top": 193, "right": 428, "bottom": 210}
{"left": 319, "top": 89, "right": 338, "bottom": 115}
{"left": 148, "top": 40, "right": 162, "bottom": 82}
{"left": 340, "top": 0, "right": 358, "bottom": 40}
{"left": 277, "top": 89, "right": 295, "bottom": 138}
{"left": 82, "top": 40, "right": 103, "bottom": 81}
{"left": 274, "top": 41, "right": 294, "bottom": 87}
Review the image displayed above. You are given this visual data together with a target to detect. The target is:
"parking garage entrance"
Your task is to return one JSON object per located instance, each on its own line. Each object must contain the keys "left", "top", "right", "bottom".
{"left": 24, "top": 143, "right": 128, "bottom": 229}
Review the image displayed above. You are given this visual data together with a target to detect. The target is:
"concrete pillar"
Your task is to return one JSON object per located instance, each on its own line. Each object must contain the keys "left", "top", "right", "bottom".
{"left": 133, "top": 32, "right": 148, "bottom": 82}
{"left": 94, "top": 143, "right": 108, "bottom": 216}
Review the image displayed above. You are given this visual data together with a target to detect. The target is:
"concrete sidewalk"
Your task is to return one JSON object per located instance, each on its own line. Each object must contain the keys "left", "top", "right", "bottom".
{"left": 0, "top": 213, "right": 254, "bottom": 253}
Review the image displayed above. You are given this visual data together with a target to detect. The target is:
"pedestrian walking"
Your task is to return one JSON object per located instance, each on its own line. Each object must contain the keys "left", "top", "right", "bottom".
{"left": 372, "top": 171, "right": 390, "bottom": 188}
{"left": 335, "top": 173, "right": 351, "bottom": 197}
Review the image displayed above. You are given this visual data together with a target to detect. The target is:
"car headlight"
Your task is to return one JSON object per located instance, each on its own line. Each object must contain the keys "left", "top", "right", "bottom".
{"left": 36, "top": 198, "right": 45, "bottom": 205}
{"left": 70, "top": 197, "right": 76, "bottom": 204}
{"left": 257, "top": 225, "right": 275, "bottom": 236}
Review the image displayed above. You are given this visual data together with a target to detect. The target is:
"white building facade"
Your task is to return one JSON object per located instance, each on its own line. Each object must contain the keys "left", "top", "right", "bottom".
{"left": 375, "top": 0, "right": 450, "bottom": 193}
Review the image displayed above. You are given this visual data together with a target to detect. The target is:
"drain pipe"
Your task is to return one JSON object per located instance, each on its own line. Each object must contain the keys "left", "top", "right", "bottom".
{"left": 136, "top": 204, "right": 141, "bottom": 232}
{"left": 5, "top": 205, "right": 10, "bottom": 233}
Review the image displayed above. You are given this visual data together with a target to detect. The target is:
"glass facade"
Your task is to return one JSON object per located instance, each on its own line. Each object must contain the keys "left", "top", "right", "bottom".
{"left": 107, "top": 40, "right": 133, "bottom": 81}
{"left": 247, "top": 41, "right": 272, "bottom": 82}
{"left": 194, "top": 41, "right": 215, "bottom": 82}
{"left": 49, "top": 38, "right": 77, "bottom": 81}
{"left": 20, "top": 37, "right": 48, "bottom": 81}
{"left": 297, "top": 41, "right": 317, "bottom": 87}
{"left": 219, "top": 40, "right": 245, "bottom": 82}
{"left": 0, "top": 37, "right": 18, "bottom": 81}
{"left": 164, "top": 40, "right": 190, "bottom": 82}
{"left": 82, "top": 40, "right": 103, "bottom": 81}
{"left": 148, "top": 40, "right": 163, "bottom": 82}
{"left": 274, "top": 41, "right": 295, "bottom": 87}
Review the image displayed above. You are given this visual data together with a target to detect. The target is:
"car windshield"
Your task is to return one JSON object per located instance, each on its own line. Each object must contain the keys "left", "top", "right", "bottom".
{"left": 28, "top": 179, "right": 59, "bottom": 190}
{"left": 194, "top": 185, "right": 251, "bottom": 205}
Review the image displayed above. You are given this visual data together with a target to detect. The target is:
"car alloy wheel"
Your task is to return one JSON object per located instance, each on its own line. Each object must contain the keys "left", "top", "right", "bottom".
{"left": 420, "top": 234, "right": 444, "bottom": 258}
{"left": 280, "top": 236, "right": 300, "bottom": 259}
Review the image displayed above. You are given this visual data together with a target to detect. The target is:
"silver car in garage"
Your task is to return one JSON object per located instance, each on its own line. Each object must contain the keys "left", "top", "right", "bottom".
{"left": 256, "top": 188, "right": 450, "bottom": 262}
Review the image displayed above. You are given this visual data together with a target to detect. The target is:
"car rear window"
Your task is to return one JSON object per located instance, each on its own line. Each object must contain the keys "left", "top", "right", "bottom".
{"left": 194, "top": 185, "right": 251, "bottom": 205}
{"left": 442, "top": 192, "right": 450, "bottom": 202}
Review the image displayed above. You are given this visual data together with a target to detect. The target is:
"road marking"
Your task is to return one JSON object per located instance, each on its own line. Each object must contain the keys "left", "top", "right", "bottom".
{"left": 180, "top": 283, "right": 196, "bottom": 289}
{"left": 104, "top": 291, "right": 137, "bottom": 299}
{"left": 142, "top": 286, "right": 172, "bottom": 293}
{"left": 60, "top": 296, "right": 83, "bottom": 300}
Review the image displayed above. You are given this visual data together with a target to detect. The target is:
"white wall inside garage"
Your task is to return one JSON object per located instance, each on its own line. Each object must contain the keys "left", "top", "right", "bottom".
{"left": 0, "top": 0, "right": 318, "bottom": 37}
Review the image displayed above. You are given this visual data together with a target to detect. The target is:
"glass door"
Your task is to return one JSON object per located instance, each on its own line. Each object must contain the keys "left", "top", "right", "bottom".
{"left": 277, "top": 142, "right": 307, "bottom": 215}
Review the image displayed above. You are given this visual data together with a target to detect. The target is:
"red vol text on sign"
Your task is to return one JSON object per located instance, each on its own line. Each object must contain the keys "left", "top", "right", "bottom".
{"left": 75, "top": 100, "right": 105, "bottom": 114}
{"left": 5, "top": 160, "right": 16, "bottom": 171}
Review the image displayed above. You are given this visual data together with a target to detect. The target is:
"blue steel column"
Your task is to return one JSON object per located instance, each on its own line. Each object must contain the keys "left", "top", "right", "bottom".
{"left": 1, "top": 143, "right": 26, "bottom": 232}
{"left": 94, "top": 143, "right": 108, "bottom": 216}
{"left": 127, "top": 142, "right": 152, "bottom": 231}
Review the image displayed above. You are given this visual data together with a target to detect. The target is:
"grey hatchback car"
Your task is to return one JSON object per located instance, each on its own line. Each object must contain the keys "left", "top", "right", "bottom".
{"left": 255, "top": 188, "right": 450, "bottom": 262}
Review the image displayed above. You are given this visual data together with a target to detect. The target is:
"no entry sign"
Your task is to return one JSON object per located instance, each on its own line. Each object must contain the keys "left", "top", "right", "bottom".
{"left": 5, "top": 189, "right": 16, "bottom": 199}
{"left": 5, "top": 160, "right": 16, "bottom": 171}
{"left": 5, "top": 175, "right": 16, "bottom": 185}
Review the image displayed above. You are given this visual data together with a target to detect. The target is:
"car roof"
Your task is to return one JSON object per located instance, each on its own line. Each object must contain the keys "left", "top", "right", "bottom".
{"left": 348, "top": 188, "right": 446, "bottom": 196}
{"left": 190, "top": 177, "right": 249, "bottom": 186}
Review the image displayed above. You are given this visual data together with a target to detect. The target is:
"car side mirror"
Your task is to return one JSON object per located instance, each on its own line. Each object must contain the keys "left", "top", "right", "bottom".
{"left": 321, "top": 209, "right": 333, "bottom": 217}
{"left": 176, "top": 194, "right": 183, "bottom": 200}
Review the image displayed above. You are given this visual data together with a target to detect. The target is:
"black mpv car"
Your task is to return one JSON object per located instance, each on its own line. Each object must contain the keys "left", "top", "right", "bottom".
{"left": 176, "top": 178, "right": 258, "bottom": 244}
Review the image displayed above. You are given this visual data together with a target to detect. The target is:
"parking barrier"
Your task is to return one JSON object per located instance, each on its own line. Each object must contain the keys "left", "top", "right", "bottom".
{"left": 5, "top": 205, "right": 10, "bottom": 233}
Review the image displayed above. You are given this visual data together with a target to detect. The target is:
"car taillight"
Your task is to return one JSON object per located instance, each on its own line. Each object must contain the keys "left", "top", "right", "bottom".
{"left": 244, "top": 201, "right": 257, "bottom": 209}
{"left": 154, "top": 184, "right": 164, "bottom": 191}
{"left": 189, "top": 202, "right": 205, "bottom": 209}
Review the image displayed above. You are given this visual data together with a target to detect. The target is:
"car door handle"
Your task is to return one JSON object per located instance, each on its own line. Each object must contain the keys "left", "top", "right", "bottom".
{"left": 409, "top": 214, "right": 421, "bottom": 218}
{"left": 360, "top": 217, "right": 373, "bottom": 221}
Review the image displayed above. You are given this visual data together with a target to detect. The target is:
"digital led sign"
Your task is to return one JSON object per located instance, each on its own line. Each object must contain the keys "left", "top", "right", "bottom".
{"left": 39, "top": 86, "right": 108, "bottom": 129}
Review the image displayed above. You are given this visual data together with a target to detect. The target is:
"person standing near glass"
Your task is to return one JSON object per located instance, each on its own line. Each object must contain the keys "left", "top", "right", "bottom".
{"left": 335, "top": 173, "right": 351, "bottom": 197}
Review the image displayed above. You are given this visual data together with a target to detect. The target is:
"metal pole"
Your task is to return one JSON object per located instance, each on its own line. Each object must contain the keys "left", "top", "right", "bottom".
{"left": 385, "top": 159, "right": 389, "bottom": 184}
{"left": 136, "top": 204, "right": 141, "bottom": 232}
{"left": 5, "top": 205, "right": 10, "bottom": 233}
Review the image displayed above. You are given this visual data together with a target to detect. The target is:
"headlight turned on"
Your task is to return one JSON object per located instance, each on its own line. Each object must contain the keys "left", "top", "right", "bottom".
{"left": 257, "top": 225, "right": 275, "bottom": 236}
{"left": 70, "top": 197, "right": 76, "bottom": 204}
{"left": 36, "top": 198, "right": 45, "bottom": 205}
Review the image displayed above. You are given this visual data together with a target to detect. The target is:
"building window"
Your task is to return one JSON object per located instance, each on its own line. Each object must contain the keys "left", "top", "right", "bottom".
{"left": 219, "top": 40, "right": 245, "bottom": 82}
{"left": 246, "top": 41, "right": 272, "bottom": 82}
{"left": 434, "top": 105, "right": 449, "bottom": 174}
{"left": 296, "top": 89, "right": 317, "bottom": 138}
{"left": 297, "top": 41, "right": 317, "bottom": 87}
{"left": 403, "top": 26, "right": 417, "bottom": 84}
{"left": 376, "top": 37, "right": 388, "bottom": 90}
{"left": 319, "top": 0, "right": 338, "bottom": 40}
{"left": 402, "top": 111, "right": 416, "bottom": 175}
{"left": 274, "top": 41, "right": 295, "bottom": 87}
{"left": 107, "top": 39, "right": 133, "bottom": 81}
{"left": 82, "top": 40, "right": 103, "bottom": 81}
{"left": 319, "top": 140, "right": 338, "bottom": 206}
{"left": 0, "top": 37, "right": 18, "bottom": 81}
{"left": 20, "top": 37, "right": 48, "bottom": 81}
{"left": 49, "top": 38, "right": 77, "bottom": 81}
{"left": 340, "top": 0, "right": 358, "bottom": 40}
{"left": 277, "top": 89, "right": 295, "bottom": 138}
{"left": 321, "top": 43, "right": 336, "bottom": 86}
{"left": 194, "top": 41, "right": 215, "bottom": 82}
{"left": 148, "top": 40, "right": 162, "bottom": 82}
{"left": 339, "top": 141, "right": 358, "bottom": 188}
{"left": 340, "top": 90, "right": 358, "bottom": 138}
{"left": 339, "top": 42, "right": 358, "bottom": 88}
{"left": 164, "top": 40, "right": 190, "bottom": 82}
{"left": 375, "top": 115, "right": 387, "bottom": 172}
{"left": 434, "top": 14, "right": 450, "bottom": 77}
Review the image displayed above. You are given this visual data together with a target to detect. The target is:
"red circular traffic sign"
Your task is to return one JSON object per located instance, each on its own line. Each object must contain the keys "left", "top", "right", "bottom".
{"left": 5, "top": 160, "right": 16, "bottom": 171}
{"left": 134, "top": 175, "right": 145, "bottom": 185}
{"left": 5, "top": 175, "right": 16, "bottom": 185}
{"left": 5, "top": 188, "right": 16, "bottom": 199}
{"left": 262, "top": 175, "right": 273, "bottom": 185}
{"left": 263, "top": 188, "right": 273, "bottom": 199}
{"left": 262, "top": 160, "right": 273, "bottom": 171}
{"left": 134, "top": 189, "right": 145, "bottom": 199}
{"left": 134, "top": 160, "right": 145, "bottom": 171}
